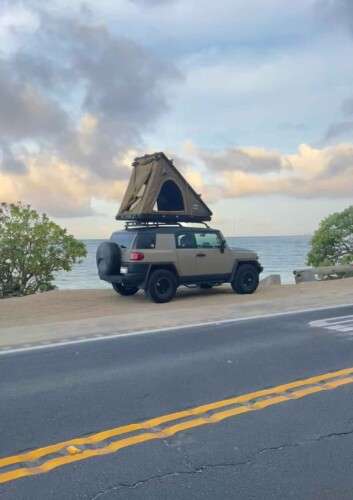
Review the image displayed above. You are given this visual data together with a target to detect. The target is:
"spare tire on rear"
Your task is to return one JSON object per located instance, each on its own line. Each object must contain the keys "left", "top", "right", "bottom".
{"left": 96, "top": 241, "right": 121, "bottom": 276}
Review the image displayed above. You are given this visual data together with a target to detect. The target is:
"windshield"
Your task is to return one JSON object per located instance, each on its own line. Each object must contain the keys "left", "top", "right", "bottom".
{"left": 110, "top": 231, "right": 136, "bottom": 248}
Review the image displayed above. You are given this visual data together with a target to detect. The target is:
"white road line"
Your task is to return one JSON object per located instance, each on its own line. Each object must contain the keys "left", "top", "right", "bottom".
{"left": 310, "top": 314, "right": 353, "bottom": 333}
{"left": 1, "top": 302, "right": 353, "bottom": 356}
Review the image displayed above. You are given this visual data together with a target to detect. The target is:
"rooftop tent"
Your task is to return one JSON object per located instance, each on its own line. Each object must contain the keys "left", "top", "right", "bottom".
{"left": 116, "top": 152, "right": 212, "bottom": 223}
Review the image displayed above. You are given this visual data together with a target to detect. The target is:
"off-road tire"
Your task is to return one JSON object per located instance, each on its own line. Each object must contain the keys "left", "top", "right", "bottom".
{"left": 231, "top": 264, "right": 259, "bottom": 294}
{"left": 146, "top": 269, "right": 177, "bottom": 303}
{"left": 112, "top": 283, "right": 139, "bottom": 296}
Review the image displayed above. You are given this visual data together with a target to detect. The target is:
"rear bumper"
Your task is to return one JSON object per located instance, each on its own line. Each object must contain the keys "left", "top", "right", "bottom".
{"left": 98, "top": 263, "right": 148, "bottom": 287}
{"left": 99, "top": 273, "right": 146, "bottom": 287}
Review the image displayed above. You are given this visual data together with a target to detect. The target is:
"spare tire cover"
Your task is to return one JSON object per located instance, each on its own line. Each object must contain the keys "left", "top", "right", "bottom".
{"left": 96, "top": 242, "right": 121, "bottom": 276}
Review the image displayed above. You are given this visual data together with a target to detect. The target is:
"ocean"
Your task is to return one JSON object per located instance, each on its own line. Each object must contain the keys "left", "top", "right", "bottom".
{"left": 55, "top": 235, "right": 311, "bottom": 289}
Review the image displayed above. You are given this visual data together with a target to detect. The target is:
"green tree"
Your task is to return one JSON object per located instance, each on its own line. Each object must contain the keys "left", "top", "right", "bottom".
{"left": 0, "top": 202, "right": 87, "bottom": 298}
{"left": 307, "top": 205, "right": 353, "bottom": 267}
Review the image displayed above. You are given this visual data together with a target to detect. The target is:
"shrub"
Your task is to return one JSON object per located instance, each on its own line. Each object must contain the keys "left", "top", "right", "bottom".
{"left": 307, "top": 205, "right": 353, "bottom": 266}
{"left": 0, "top": 202, "right": 87, "bottom": 298}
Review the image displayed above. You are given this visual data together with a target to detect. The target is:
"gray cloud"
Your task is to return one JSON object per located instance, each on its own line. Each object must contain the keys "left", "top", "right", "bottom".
{"left": 342, "top": 97, "right": 353, "bottom": 116}
{"left": 0, "top": 144, "right": 26, "bottom": 174}
{"left": 187, "top": 143, "right": 353, "bottom": 200}
{"left": 0, "top": 6, "right": 180, "bottom": 180}
{"left": 0, "top": 62, "right": 68, "bottom": 142}
{"left": 317, "top": 0, "right": 353, "bottom": 33}
{"left": 130, "top": 0, "right": 177, "bottom": 6}
{"left": 316, "top": 1, "right": 353, "bottom": 144}
{"left": 200, "top": 148, "right": 283, "bottom": 174}
{"left": 323, "top": 120, "right": 353, "bottom": 142}
{"left": 322, "top": 147, "right": 353, "bottom": 177}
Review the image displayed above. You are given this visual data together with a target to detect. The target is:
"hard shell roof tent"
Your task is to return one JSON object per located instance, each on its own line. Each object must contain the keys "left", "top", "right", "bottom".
{"left": 116, "top": 152, "right": 212, "bottom": 223}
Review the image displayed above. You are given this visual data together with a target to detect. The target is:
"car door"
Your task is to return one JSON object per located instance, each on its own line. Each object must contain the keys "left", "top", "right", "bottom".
{"left": 194, "top": 231, "right": 233, "bottom": 277}
{"left": 175, "top": 231, "right": 200, "bottom": 277}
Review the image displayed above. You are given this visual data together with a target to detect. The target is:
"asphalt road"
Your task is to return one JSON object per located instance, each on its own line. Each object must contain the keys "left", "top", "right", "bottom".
{"left": 1, "top": 305, "right": 353, "bottom": 499}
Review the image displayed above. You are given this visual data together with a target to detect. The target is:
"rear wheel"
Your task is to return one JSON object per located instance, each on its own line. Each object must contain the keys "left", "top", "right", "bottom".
{"left": 112, "top": 283, "right": 139, "bottom": 296}
{"left": 146, "top": 269, "right": 177, "bottom": 303}
{"left": 231, "top": 264, "right": 259, "bottom": 294}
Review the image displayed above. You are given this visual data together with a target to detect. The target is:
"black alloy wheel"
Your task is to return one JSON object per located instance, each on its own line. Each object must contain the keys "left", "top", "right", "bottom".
{"left": 231, "top": 264, "right": 259, "bottom": 294}
{"left": 147, "top": 269, "right": 177, "bottom": 303}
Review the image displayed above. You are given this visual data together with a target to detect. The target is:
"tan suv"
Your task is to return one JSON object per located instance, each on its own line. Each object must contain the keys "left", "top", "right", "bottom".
{"left": 96, "top": 224, "right": 263, "bottom": 303}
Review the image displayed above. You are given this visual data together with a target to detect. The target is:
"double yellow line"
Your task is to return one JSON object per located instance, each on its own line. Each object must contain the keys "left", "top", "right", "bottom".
{"left": 2, "top": 366, "right": 353, "bottom": 485}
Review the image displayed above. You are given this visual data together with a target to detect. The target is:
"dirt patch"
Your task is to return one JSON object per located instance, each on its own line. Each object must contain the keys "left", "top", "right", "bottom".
{"left": 0, "top": 279, "right": 352, "bottom": 348}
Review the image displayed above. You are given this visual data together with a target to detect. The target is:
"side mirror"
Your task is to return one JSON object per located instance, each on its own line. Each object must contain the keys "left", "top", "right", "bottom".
{"left": 220, "top": 240, "right": 226, "bottom": 253}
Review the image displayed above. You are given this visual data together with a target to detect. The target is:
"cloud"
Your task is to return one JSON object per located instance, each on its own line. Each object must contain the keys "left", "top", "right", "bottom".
{"left": 0, "top": 4, "right": 180, "bottom": 185}
{"left": 0, "top": 144, "right": 27, "bottom": 174}
{"left": 0, "top": 155, "right": 129, "bottom": 217}
{"left": 0, "top": 63, "right": 68, "bottom": 141}
{"left": 318, "top": 0, "right": 353, "bottom": 34}
{"left": 189, "top": 142, "right": 353, "bottom": 200}
{"left": 198, "top": 147, "right": 284, "bottom": 174}
{"left": 322, "top": 96, "right": 353, "bottom": 143}
{"left": 317, "top": 1, "right": 353, "bottom": 143}
{"left": 0, "top": 3, "right": 181, "bottom": 217}
{"left": 342, "top": 97, "right": 353, "bottom": 116}
{"left": 1, "top": 0, "right": 352, "bottom": 223}
{"left": 323, "top": 121, "right": 353, "bottom": 142}
{"left": 2, "top": 141, "right": 353, "bottom": 219}
{"left": 323, "top": 145, "right": 353, "bottom": 177}
{"left": 0, "top": 3, "right": 39, "bottom": 54}
{"left": 130, "top": 0, "right": 176, "bottom": 6}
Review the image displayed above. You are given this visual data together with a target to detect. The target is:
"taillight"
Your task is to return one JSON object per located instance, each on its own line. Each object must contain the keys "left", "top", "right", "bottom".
{"left": 130, "top": 251, "right": 144, "bottom": 261}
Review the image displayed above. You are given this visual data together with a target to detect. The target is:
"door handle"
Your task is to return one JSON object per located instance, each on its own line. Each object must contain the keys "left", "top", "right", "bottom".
{"left": 196, "top": 253, "right": 206, "bottom": 257}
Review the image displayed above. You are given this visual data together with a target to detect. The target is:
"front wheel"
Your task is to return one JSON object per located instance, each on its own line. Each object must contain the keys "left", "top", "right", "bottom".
{"left": 231, "top": 264, "right": 259, "bottom": 294}
{"left": 112, "top": 283, "right": 139, "bottom": 296}
{"left": 146, "top": 269, "right": 177, "bottom": 303}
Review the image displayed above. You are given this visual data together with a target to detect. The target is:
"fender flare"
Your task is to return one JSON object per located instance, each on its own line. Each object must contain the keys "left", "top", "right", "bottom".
{"left": 143, "top": 263, "right": 179, "bottom": 289}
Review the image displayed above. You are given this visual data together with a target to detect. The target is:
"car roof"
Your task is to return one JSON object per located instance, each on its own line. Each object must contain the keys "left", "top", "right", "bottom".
{"left": 114, "top": 226, "right": 219, "bottom": 233}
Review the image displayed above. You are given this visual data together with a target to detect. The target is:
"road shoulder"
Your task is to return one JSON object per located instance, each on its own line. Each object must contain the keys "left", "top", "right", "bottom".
{"left": 0, "top": 278, "right": 352, "bottom": 350}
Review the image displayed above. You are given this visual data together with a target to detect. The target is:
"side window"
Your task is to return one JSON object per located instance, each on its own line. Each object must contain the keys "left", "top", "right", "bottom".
{"left": 194, "top": 232, "right": 221, "bottom": 249}
{"left": 110, "top": 231, "right": 136, "bottom": 248}
{"left": 175, "top": 232, "right": 197, "bottom": 249}
{"left": 135, "top": 231, "right": 156, "bottom": 249}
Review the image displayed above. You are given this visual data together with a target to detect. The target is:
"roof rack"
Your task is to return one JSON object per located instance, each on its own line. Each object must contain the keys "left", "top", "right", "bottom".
{"left": 124, "top": 221, "right": 182, "bottom": 229}
{"left": 124, "top": 220, "right": 210, "bottom": 230}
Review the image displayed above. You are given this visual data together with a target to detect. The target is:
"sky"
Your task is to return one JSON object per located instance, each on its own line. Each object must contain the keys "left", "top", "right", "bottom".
{"left": 0, "top": 0, "right": 352, "bottom": 237}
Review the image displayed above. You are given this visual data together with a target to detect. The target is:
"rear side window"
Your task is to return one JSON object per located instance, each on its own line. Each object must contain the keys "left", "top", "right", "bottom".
{"left": 135, "top": 231, "right": 156, "bottom": 249}
{"left": 110, "top": 231, "right": 136, "bottom": 248}
{"left": 175, "top": 232, "right": 197, "bottom": 248}
{"left": 194, "top": 232, "right": 221, "bottom": 248}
